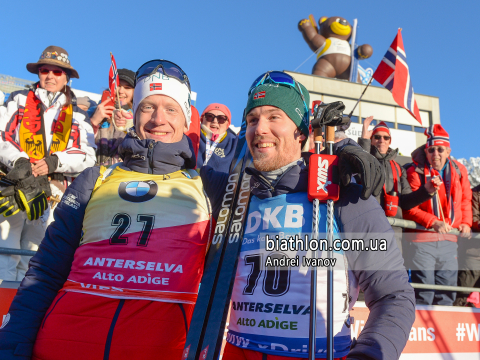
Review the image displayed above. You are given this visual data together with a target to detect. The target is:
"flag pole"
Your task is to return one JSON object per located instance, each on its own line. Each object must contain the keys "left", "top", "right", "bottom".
{"left": 348, "top": 76, "right": 374, "bottom": 118}
{"left": 110, "top": 52, "right": 121, "bottom": 111}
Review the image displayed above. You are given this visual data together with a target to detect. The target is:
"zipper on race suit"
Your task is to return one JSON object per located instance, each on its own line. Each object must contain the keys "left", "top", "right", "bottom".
{"left": 147, "top": 141, "right": 155, "bottom": 174}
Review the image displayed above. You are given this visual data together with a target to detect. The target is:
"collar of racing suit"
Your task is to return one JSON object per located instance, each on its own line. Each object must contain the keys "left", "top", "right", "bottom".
{"left": 118, "top": 131, "right": 196, "bottom": 175}
{"left": 245, "top": 138, "right": 357, "bottom": 199}
{"left": 246, "top": 156, "right": 309, "bottom": 199}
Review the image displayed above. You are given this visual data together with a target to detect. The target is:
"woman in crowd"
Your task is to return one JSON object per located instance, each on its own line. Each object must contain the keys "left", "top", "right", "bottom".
{"left": 90, "top": 68, "right": 135, "bottom": 165}
{"left": 0, "top": 45, "right": 96, "bottom": 280}
{"left": 196, "top": 103, "right": 237, "bottom": 173}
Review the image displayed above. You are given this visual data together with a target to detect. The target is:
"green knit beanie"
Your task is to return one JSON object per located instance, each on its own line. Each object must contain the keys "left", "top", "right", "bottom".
{"left": 245, "top": 80, "right": 310, "bottom": 136}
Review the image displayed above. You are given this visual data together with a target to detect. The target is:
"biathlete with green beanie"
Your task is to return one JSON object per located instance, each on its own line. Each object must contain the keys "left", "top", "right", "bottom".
{"left": 222, "top": 71, "right": 415, "bottom": 360}
{"left": 0, "top": 65, "right": 407, "bottom": 360}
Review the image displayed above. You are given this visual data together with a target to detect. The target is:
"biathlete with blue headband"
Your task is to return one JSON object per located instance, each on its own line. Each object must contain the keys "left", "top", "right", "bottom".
{"left": 0, "top": 66, "right": 406, "bottom": 360}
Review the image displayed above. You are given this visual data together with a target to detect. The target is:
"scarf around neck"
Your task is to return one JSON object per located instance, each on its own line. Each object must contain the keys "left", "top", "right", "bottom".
{"left": 424, "top": 159, "right": 455, "bottom": 225}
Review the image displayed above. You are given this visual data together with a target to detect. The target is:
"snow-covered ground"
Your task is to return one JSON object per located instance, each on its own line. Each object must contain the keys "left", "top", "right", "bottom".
{"left": 457, "top": 157, "right": 480, "bottom": 188}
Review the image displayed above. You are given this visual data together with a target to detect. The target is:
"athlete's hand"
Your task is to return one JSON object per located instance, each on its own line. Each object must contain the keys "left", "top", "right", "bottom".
{"left": 338, "top": 145, "right": 384, "bottom": 200}
{"left": 361, "top": 116, "right": 374, "bottom": 139}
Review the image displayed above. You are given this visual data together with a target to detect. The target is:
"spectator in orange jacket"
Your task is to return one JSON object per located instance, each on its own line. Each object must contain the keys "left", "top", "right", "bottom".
{"left": 403, "top": 124, "right": 472, "bottom": 305}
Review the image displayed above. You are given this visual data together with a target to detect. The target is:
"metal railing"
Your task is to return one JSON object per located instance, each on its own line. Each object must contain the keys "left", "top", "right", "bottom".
{"left": 387, "top": 217, "right": 480, "bottom": 239}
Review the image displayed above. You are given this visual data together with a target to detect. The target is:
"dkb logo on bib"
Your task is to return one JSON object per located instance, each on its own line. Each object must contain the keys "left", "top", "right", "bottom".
{"left": 118, "top": 181, "right": 158, "bottom": 203}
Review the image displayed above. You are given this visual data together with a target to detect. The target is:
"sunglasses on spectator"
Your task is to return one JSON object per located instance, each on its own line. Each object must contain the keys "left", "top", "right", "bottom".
{"left": 204, "top": 113, "right": 229, "bottom": 124}
{"left": 373, "top": 135, "right": 391, "bottom": 141}
{"left": 427, "top": 146, "right": 446, "bottom": 154}
{"left": 39, "top": 68, "right": 65, "bottom": 76}
{"left": 135, "top": 59, "right": 190, "bottom": 91}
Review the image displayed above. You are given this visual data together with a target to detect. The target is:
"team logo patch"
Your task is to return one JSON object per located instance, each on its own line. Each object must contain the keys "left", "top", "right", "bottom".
{"left": 149, "top": 83, "right": 162, "bottom": 91}
{"left": 118, "top": 181, "right": 158, "bottom": 203}
{"left": 253, "top": 91, "right": 265, "bottom": 100}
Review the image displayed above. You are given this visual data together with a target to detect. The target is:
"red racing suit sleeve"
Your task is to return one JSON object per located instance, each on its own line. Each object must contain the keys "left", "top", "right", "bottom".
{"left": 0, "top": 166, "right": 101, "bottom": 360}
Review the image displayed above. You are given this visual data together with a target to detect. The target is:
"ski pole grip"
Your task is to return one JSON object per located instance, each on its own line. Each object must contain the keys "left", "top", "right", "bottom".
{"left": 325, "top": 125, "right": 335, "bottom": 143}
{"left": 314, "top": 128, "right": 323, "bottom": 143}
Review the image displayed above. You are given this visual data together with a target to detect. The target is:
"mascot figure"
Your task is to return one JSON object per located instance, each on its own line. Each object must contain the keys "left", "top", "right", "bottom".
{"left": 298, "top": 16, "right": 373, "bottom": 80}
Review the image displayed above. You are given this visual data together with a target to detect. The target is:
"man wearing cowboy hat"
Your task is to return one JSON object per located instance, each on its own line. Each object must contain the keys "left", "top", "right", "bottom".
{"left": 0, "top": 45, "right": 96, "bottom": 281}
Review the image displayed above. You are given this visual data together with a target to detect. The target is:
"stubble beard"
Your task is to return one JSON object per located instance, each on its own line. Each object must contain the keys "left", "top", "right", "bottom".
{"left": 250, "top": 140, "right": 298, "bottom": 172}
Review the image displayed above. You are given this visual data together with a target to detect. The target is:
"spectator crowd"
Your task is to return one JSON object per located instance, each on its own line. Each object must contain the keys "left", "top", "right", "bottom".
{"left": 0, "top": 42, "right": 479, "bottom": 359}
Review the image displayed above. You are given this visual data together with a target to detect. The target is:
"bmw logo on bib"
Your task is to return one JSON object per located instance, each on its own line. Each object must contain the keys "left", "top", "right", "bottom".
{"left": 118, "top": 180, "right": 158, "bottom": 203}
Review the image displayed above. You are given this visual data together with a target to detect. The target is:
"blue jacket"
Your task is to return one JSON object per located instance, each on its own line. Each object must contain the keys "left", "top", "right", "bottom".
{"left": 196, "top": 128, "right": 238, "bottom": 173}
{"left": 0, "top": 133, "right": 227, "bottom": 359}
{"left": 244, "top": 142, "right": 415, "bottom": 360}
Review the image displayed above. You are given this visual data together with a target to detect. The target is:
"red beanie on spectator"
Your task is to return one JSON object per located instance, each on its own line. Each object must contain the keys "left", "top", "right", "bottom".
{"left": 201, "top": 103, "right": 232, "bottom": 126}
{"left": 424, "top": 124, "right": 450, "bottom": 148}
{"left": 371, "top": 121, "right": 391, "bottom": 137}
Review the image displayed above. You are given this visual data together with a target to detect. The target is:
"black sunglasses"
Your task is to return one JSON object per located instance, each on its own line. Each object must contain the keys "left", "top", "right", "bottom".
{"left": 427, "top": 146, "right": 446, "bottom": 154}
{"left": 203, "top": 113, "right": 228, "bottom": 124}
{"left": 373, "top": 135, "right": 391, "bottom": 141}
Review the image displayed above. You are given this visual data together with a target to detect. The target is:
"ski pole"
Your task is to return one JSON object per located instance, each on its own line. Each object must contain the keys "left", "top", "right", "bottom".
{"left": 325, "top": 125, "right": 335, "bottom": 360}
{"left": 308, "top": 126, "right": 323, "bottom": 360}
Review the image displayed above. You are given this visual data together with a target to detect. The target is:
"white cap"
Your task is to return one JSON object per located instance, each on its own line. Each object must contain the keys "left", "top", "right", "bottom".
{"left": 133, "top": 74, "right": 191, "bottom": 129}
{"left": 0, "top": 91, "right": 4, "bottom": 106}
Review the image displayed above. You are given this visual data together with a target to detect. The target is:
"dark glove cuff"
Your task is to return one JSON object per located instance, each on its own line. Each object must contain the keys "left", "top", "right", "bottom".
{"left": 44, "top": 155, "right": 59, "bottom": 174}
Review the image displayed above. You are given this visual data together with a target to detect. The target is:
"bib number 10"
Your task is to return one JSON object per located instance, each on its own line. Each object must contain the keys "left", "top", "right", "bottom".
{"left": 243, "top": 252, "right": 291, "bottom": 297}
{"left": 110, "top": 213, "right": 155, "bottom": 247}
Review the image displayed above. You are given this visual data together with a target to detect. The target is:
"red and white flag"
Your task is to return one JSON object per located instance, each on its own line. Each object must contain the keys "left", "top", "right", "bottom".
{"left": 109, "top": 53, "right": 119, "bottom": 103}
{"left": 373, "top": 30, "right": 422, "bottom": 124}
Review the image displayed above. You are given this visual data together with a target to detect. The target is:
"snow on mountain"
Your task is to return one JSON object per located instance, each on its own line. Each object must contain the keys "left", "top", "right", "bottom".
{"left": 457, "top": 157, "right": 480, "bottom": 188}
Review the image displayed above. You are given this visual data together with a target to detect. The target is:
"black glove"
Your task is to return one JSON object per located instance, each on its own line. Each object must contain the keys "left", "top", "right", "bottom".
{"left": 44, "top": 155, "right": 59, "bottom": 174}
{"left": 6, "top": 158, "right": 32, "bottom": 182}
{"left": 311, "top": 101, "right": 346, "bottom": 129}
{"left": 0, "top": 181, "right": 20, "bottom": 218}
{"left": 338, "top": 145, "right": 384, "bottom": 200}
{"left": 14, "top": 175, "right": 49, "bottom": 221}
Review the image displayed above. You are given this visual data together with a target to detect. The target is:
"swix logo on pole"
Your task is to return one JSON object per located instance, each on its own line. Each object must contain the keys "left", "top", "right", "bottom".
{"left": 308, "top": 154, "right": 340, "bottom": 202}
{"left": 316, "top": 157, "right": 331, "bottom": 193}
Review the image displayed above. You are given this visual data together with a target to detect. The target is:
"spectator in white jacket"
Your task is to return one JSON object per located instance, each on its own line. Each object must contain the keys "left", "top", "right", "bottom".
{"left": 0, "top": 45, "right": 96, "bottom": 281}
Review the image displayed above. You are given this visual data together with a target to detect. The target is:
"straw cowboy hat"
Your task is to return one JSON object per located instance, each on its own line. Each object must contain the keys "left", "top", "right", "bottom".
{"left": 26, "top": 45, "right": 79, "bottom": 79}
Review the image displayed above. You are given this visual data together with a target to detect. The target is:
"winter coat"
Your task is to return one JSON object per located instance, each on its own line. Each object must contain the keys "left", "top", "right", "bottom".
{"left": 0, "top": 85, "right": 96, "bottom": 176}
{"left": 238, "top": 139, "right": 415, "bottom": 360}
{"left": 402, "top": 144, "right": 472, "bottom": 242}
{"left": 0, "top": 132, "right": 227, "bottom": 359}
{"left": 196, "top": 126, "right": 238, "bottom": 174}
{"left": 358, "top": 138, "right": 432, "bottom": 219}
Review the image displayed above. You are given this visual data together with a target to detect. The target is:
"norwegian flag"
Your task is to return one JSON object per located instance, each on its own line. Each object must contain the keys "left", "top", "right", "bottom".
{"left": 150, "top": 83, "right": 162, "bottom": 91}
{"left": 253, "top": 91, "right": 265, "bottom": 100}
{"left": 373, "top": 30, "right": 422, "bottom": 124}
{"left": 109, "top": 53, "right": 119, "bottom": 103}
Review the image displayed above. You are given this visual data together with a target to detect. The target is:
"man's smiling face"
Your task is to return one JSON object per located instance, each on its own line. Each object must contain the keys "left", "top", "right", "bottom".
{"left": 246, "top": 105, "right": 305, "bottom": 172}
{"left": 135, "top": 94, "right": 187, "bottom": 143}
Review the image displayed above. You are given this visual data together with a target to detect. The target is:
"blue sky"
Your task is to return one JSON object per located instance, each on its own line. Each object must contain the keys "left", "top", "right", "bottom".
{"left": 1, "top": 0, "right": 479, "bottom": 159}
